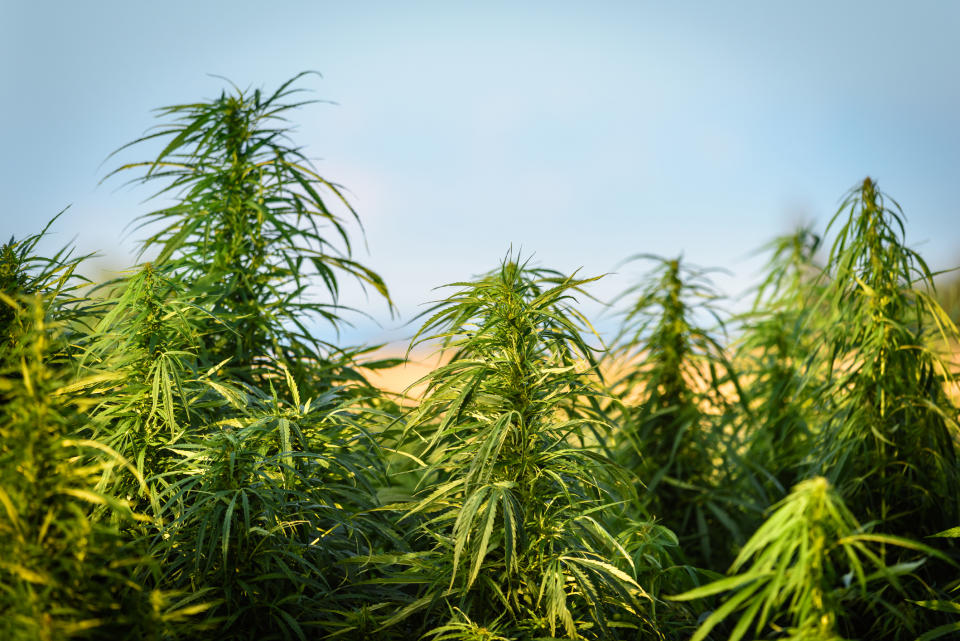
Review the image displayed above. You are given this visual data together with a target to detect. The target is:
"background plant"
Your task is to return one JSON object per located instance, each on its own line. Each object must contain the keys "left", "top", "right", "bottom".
{"left": 734, "top": 227, "right": 824, "bottom": 500}
{"left": 605, "top": 255, "right": 751, "bottom": 568}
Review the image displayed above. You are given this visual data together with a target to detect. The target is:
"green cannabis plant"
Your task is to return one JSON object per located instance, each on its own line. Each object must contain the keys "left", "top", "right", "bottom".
{"left": 811, "top": 178, "right": 960, "bottom": 541}
{"left": 105, "top": 72, "right": 392, "bottom": 393}
{"left": 76, "top": 263, "right": 211, "bottom": 507}
{"left": 0, "top": 213, "right": 90, "bottom": 363}
{"left": 670, "top": 476, "right": 943, "bottom": 641}
{"left": 606, "top": 255, "right": 750, "bottom": 566}
{"left": 735, "top": 228, "right": 824, "bottom": 499}
{"left": 380, "top": 256, "right": 675, "bottom": 639}
{"left": 912, "top": 525, "right": 960, "bottom": 641}
{"left": 0, "top": 295, "right": 144, "bottom": 639}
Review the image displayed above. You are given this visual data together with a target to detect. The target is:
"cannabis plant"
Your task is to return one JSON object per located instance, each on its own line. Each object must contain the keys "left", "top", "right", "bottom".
{"left": 0, "top": 213, "right": 90, "bottom": 362}
{"left": 73, "top": 266, "right": 399, "bottom": 638}
{"left": 0, "top": 295, "right": 143, "bottom": 639}
{"left": 606, "top": 255, "right": 750, "bottom": 566}
{"left": 75, "top": 262, "right": 212, "bottom": 508}
{"left": 736, "top": 228, "right": 824, "bottom": 498}
{"left": 670, "top": 476, "right": 943, "bottom": 641}
{"left": 146, "top": 365, "right": 399, "bottom": 639}
{"left": 811, "top": 178, "right": 960, "bottom": 541}
{"left": 105, "top": 72, "right": 392, "bottom": 393}
{"left": 934, "top": 270, "right": 960, "bottom": 325}
{"left": 378, "top": 256, "right": 673, "bottom": 639}
{"left": 912, "top": 525, "right": 960, "bottom": 641}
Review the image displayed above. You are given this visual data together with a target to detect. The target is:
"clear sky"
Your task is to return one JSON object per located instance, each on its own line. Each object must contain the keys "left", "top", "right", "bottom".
{"left": 4, "top": 1, "right": 959, "bottom": 345}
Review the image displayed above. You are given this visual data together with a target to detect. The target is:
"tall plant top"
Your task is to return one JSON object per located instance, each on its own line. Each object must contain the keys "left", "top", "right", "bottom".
{"left": 612, "top": 255, "right": 730, "bottom": 362}
{"left": 806, "top": 177, "right": 960, "bottom": 544}
{"left": 824, "top": 177, "right": 939, "bottom": 316}
{"left": 749, "top": 225, "right": 822, "bottom": 313}
{"left": 391, "top": 257, "right": 656, "bottom": 640}
{"left": 411, "top": 256, "right": 604, "bottom": 369}
{"left": 0, "top": 211, "right": 89, "bottom": 338}
{"left": 103, "top": 73, "right": 392, "bottom": 386}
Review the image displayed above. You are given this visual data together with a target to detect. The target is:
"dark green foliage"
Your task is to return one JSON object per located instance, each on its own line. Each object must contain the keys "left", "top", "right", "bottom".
{"left": 736, "top": 228, "right": 823, "bottom": 498}
{"left": 145, "top": 370, "right": 398, "bottom": 639}
{"left": 912, "top": 526, "right": 960, "bottom": 641}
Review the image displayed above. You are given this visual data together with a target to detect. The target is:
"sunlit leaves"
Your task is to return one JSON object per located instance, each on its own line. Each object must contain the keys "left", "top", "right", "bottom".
{"left": 0, "top": 297, "right": 148, "bottom": 639}
{"left": 670, "top": 477, "right": 945, "bottom": 641}
{"left": 381, "top": 255, "right": 672, "bottom": 639}
{"left": 812, "top": 178, "right": 960, "bottom": 539}
{"left": 104, "top": 72, "right": 393, "bottom": 392}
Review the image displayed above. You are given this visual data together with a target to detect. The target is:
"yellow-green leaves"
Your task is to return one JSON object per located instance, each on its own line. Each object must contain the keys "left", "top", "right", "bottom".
{"left": 388, "top": 255, "right": 665, "bottom": 639}
{"left": 670, "top": 477, "right": 942, "bottom": 641}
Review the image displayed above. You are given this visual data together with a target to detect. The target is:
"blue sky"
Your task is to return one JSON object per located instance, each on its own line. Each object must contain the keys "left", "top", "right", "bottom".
{"left": 3, "top": 1, "right": 959, "bottom": 345}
